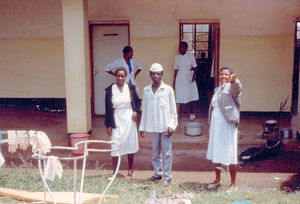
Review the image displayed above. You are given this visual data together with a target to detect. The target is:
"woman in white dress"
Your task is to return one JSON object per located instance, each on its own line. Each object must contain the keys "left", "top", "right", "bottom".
{"left": 173, "top": 41, "right": 199, "bottom": 120}
{"left": 105, "top": 67, "right": 141, "bottom": 177}
{"left": 206, "top": 67, "right": 242, "bottom": 192}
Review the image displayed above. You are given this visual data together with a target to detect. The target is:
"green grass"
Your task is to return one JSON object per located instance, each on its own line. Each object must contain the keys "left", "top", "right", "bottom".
{"left": 0, "top": 168, "right": 299, "bottom": 204}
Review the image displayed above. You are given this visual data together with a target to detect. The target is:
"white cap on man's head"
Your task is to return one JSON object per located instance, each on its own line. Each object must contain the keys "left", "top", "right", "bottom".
{"left": 150, "top": 63, "right": 163, "bottom": 72}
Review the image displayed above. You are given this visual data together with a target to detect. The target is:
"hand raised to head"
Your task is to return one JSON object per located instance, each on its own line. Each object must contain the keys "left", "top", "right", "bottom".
{"left": 230, "top": 73, "right": 237, "bottom": 83}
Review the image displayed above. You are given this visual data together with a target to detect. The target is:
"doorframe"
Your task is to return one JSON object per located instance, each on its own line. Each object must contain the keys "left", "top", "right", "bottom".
{"left": 88, "top": 22, "right": 130, "bottom": 115}
{"left": 178, "top": 19, "right": 220, "bottom": 83}
{"left": 178, "top": 20, "right": 220, "bottom": 112}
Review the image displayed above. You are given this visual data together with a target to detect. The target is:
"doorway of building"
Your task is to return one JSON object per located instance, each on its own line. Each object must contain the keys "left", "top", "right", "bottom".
{"left": 291, "top": 21, "right": 300, "bottom": 117}
{"left": 179, "top": 23, "right": 220, "bottom": 115}
{"left": 91, "top": 24, "right": 129, "bottom": 115}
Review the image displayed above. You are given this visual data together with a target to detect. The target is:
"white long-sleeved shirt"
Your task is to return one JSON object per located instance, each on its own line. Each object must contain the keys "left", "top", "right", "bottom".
{"left": 104, "top": 57, "right": 142, "bottom": 87}
{"left": 139, "top": 82, "right": 178, "bottom": 132}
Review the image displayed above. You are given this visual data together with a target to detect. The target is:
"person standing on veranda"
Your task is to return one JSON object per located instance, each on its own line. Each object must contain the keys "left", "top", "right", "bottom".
{"left": 105, "top": 67, "right": 141, "bottom": 178}
{"left": 206, "top": 67, "right": 242, "bottom": 192}
{"left": 104, "top": 46, "right": 142, "bottom": 94}
{"left": 139, "top": 63, "right": 178, "bottom": 187}
{"left": 173, "top": 41, "right": 199, "bottom": 120}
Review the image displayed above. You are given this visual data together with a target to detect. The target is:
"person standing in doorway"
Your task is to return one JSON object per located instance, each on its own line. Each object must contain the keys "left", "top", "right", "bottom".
{"left": 139, "top": 63, "right": 178, "bottom": 187}
{"left": 206, "top": 67, "right": 242, "bottom": 192}
{"left": 173, "top": 41, "right": 199, "bottom": 120}
{"left": 105, "top": 67, "right": 141, "bottom": 178}
{"left": 104, "top": 46, "right": 142, "bottom": 94}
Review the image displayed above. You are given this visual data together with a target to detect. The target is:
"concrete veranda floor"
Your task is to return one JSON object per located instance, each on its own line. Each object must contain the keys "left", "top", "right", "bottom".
{"left": 0, "top": 106, "right": 299, "bottom": 173}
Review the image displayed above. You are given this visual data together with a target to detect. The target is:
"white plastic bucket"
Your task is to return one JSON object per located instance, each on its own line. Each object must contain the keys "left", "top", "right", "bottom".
{"left": 70, "top": 133, "right": 90, "bottom": 155}
{"left": 184, "top": 122, "right": 203, "bottom": 136}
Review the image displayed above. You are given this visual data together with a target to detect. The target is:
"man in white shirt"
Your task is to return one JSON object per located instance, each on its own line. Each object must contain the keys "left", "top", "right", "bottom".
{"left": 139, "top": 63, "right": 178, "bottom": 187}
{"left": 104, "top": 46, "right": 142, "bottom": 94}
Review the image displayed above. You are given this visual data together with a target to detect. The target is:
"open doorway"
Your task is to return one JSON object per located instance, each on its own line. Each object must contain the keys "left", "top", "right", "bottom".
{"left": 90, "top": 24, "right": 129, "bottom": 115}
{"left": 291, "top": 21, "right": 300, "bottom": 117}
{"left": 179, "top": 22, "right": 220, "bottom": 115}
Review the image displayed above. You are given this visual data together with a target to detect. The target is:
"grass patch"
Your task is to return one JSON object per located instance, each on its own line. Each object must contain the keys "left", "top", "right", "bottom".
{"left": 0, "top": 168, "right": 299, "bottom": 203}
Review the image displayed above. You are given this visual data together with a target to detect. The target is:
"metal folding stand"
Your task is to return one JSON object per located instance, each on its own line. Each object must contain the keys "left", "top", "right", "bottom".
{"left": 31, "top": 140, "right": 121, "bottom": 204}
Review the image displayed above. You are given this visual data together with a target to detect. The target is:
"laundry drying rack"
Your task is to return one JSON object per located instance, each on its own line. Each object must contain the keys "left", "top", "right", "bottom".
{"left": 0, "top": 130, "right": 121, "bottom": 204}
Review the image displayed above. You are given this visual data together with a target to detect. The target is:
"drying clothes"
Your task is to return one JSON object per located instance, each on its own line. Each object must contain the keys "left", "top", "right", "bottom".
{"left": 43, "top": 156, "right": 63, "bottom": 181}
{"left": 7, "top": 130, "right": 17, "bottom": 153}
{"left": 16, "top": 130, "right": 29, "bottom": 151}
{"left": 0, "top": 153, "right": 4, "bottom": 167}
{"left": 30, "top": 131, "right": 51, "bottom": 154}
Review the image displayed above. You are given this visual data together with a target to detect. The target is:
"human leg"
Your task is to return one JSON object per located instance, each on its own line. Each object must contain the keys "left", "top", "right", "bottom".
{"left": 161, "top": 132, "right": 172, "bottom": 182}
{"left": 176, "top": 103, "right": 181, "bottom": 118}
{"left": 189, "top": 101, "right": 196, "bottom": 120}
{"left": 189, "top": 101, "right": 195, "bottom": 115}
{"left": 112, "top": 156, "right": 118, "bottom": 174}
{"left": 227, "top": 164, "right": 238, "bottom": 191}
{"left": 150, "top": 132, "right": 163, "bottom": 178}
{"left": 207, "top": 163, "right": 222, "bottom": 189}
{"left": 213, "top": 165, "right": 222, "bottom": 184}
{"left": 127, "top": 153, "right": 134, "bottom": 177}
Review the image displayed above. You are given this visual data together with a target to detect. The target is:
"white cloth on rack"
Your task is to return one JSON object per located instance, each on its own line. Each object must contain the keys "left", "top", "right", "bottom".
{"left": 7, "top": 130, "right": 17, "bottom": 153}
{"left": 16, "top": 130, "right": 29, "bottom": 151}
{"left": 29, "top": 131, "right": 51, "bottom": 154}
{"left": 43, "top": 156, "right": 63, "bottom": 181}
{"left": 0, "top": 153, "right": 4, "bottom": 167}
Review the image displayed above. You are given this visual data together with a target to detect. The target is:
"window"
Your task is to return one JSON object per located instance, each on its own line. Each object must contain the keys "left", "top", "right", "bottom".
{"left": 297, "top": 22, "right": 300, "bottom": 40}
{"left": 180, "top": 24, "right": 210, "bottom": 59}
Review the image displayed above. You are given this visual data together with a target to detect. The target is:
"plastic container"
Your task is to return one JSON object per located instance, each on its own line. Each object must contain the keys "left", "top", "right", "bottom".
{"left": 70, "top": 133, "right": 90, "bottom": 155}
{"left": 184, "top": 122, "right": 203, "bottom": 136}
{"left": 280, "top": 128, "right": 292, "bottom": 139}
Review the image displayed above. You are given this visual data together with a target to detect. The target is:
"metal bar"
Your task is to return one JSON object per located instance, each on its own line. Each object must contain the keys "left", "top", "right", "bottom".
{"left": 73, "top": 159, "right": 77, "bottom": 204}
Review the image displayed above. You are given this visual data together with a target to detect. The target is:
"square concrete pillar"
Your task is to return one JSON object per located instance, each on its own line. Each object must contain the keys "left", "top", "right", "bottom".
{"left": 62, "top": 0, "right": 91, "bottom": 133}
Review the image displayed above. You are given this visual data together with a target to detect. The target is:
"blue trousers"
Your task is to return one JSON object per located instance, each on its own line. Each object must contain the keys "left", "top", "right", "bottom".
{"left": 150, "top": 132, "right": 172, "bottom": 181}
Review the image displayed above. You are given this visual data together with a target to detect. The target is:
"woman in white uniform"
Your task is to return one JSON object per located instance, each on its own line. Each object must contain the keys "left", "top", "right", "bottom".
{"left": 105, "top": 67, "right": 141, "bottom": 177}
{"left": 173, "top": 41, "right": 199, "bottom": 120}
{"left": 206, "top": 67, "right": 242, "bottom": 192}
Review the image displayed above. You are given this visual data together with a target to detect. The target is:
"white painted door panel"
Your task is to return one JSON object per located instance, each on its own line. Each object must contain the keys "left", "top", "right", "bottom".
{"left": 92, "top": 25, "right": 128, "bottom": 115}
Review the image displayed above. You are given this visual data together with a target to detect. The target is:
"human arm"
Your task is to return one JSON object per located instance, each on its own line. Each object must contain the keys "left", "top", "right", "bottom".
{"left": 166, "top": 127, "right": 174, "bottom": 137}
{"left": 138, "top": 89, "right": 147, "bottom": 136}
{"left": 191, "top": 66, "right": 197, "bottom": 82}
{"left": 140, "top": 131, "right": 145, "bottom": 137}
{"left": 106, "top": 127, "right": 112, "bottom": 136}
{"left": 104, "top": 58, "right": 121, "bottom": 76}
{"left": 134, "top": 69, "right": 142, "bottom": 80}
{"left": 130, "top": 85, "right": 141, "bottom": 121}
{"left": 230, "top": 75, "right": 242, "bottom": 99}
{"left": 106, "top": 70, "right": 115, "bottom": 76}
{"left": 173, "top": 70, "right": 178, "bottom": 88}
{"left": 104, "top": 85, "right": 116, "bottom": 131}
{"left": 167, "top": 87, "right": 178, "bottom": 131}
{"left": 191, "top": 54, "right": 198, "bottom": 82}
{"left": 133, "top": 58, "right": 142, "bottom": 80}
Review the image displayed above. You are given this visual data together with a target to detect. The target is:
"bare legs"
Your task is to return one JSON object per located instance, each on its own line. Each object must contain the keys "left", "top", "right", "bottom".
{"left": 189, "top": 101, "right": 195, "bottom": 115}
{"left": 228, "top": 164, "right": 237, "bottom": 190}
{"left": 176, "top": 103, "right": 181, "bottom": 118}
{"left": 212, "top": 165, "right": 221, "bottom": 184}
{"left": 127, "top": 154, "right": 134, "bottom": 177}
{"left": 112, "top": 156, "right": 118, "bottom": 174}
{"left": 177, "top": 101, "right": 195, "bottom": 118}
{"left": 112, "top": 153, "right": 134, "bottom": 177}
{"left": 211, "top": 164, "right": 237, "bottom": 190}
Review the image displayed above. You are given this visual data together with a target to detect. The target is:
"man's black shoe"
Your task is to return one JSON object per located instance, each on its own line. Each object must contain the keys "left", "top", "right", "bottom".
{"left": 147, "top": 175, "right": 162, "bottom": 182}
